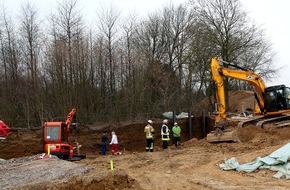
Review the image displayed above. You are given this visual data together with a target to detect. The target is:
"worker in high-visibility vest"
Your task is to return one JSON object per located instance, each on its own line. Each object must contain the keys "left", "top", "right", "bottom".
{"left": 161, "top": 119, "right": 170, "bottom": 149}
{"left": 144, "top": 120, "right": 154, "bottom": 152}
{"left": 172, "top": 122, "right": 181, "bottom": 148}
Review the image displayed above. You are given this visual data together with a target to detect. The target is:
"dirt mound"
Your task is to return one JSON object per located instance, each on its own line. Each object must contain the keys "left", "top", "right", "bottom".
{"left": 228, "top": 91, "right": 256, "bottom": 112}
{"left": 237, "top": 126, "right": 290, "bottom": 148}
{"left": 44, "top": 169, "right": 139, "bottom": 190}
{"left": 0, "top": 155, "right": 138, "bottom": 190}
{"left": 0, "top": 130, "right": 43, "bottom": 159}
{"left": 199, "top": 90, "right": 256, "bottom": 113}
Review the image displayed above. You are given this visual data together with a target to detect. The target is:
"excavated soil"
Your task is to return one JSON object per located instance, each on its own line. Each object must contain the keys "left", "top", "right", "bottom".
{"left": 1, "top": 91, "right": 290, "bottom": 189}
{"left": 2, "top": 119, "right": 290, "bottom": 190}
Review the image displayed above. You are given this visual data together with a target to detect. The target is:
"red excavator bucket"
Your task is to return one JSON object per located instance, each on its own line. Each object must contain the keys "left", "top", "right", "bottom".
{"left": 0, "top": 120, "right": 10, "bottom": 138}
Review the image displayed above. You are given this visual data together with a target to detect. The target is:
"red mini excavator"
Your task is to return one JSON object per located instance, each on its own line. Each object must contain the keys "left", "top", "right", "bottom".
{"left": 43, "top": 109, "right": 85, "bottom": 160}
{"left": 0, "top": 120, "right": 10, "bottom": 140}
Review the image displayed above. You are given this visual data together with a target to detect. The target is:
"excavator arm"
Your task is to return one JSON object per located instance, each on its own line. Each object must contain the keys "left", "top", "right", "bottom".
{"left": 207, "top": 57, "right": 267, "bottom": 142}
{"left": 211, "top": 57, "right": 266, "bottom": 125}
{"left": 64, "top": 108, "right": 77, "bottom": 140}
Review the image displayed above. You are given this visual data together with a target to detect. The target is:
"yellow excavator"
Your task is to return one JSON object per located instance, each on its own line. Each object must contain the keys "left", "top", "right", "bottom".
{"left": 207, "top": 57, "right": 290, "bottom": 142}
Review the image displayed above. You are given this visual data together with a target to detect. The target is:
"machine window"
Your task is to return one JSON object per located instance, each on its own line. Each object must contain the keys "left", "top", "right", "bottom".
{"left": 46, "top": 126, "right": 59, "bottom": 140}
{"left": 285, "top": 88, "right": 290, "bottom": 108}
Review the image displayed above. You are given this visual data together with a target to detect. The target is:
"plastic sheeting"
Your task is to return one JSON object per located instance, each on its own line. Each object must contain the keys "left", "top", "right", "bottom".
{"left": 162, "top": 111, "right": 189, "bottom": 119}
{"left": 219, "top": 143, "right": 290, "bottom": 179}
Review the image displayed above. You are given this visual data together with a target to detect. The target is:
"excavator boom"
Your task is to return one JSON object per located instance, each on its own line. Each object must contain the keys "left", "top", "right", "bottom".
{"left": 64, "top": 108, "right": 76, "bottom": 141}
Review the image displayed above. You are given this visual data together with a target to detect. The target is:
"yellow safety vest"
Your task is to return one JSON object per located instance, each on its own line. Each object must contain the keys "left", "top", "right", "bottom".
{"left": 144, "top": 124, "right": 154, "bottom": 139}
{"left": 161, "top": 124, "right": 170, "bottom": 141}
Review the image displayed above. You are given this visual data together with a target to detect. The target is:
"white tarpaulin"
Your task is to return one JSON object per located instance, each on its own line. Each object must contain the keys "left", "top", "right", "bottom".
{"left": 219, "top": 142, "right": 290, "bottom": 179}
{"left": 162, "top": 111, "right": 189, "bottom": 119}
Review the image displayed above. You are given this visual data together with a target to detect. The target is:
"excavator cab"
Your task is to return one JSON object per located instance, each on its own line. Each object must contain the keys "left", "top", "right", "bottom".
{"left": 264, "top": 85, "right": 290, "bottom": 112}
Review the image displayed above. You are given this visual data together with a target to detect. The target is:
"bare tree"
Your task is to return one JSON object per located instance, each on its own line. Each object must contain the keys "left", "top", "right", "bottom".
{"left": 117, "top": 13, "right": 140, "bottom": 118}
{"left": 48, "top": 0, "right": 84, "bottom": 114}
{"left": 161, "top": 4, "right": 197, "bottom": 111}
{"left": 0, "top": 6, "right": 23, "bottom": 127}
{"left": 192, "top": 0, "right": 276, "bottom": 111}
{"left": 18, "top": 2, "right": 42, "bottom": 128}
{"left": 186, "top": 21, "right": 216, "bottom": 106}
{"left": 133, "top": 11, "right": 173, "bottom": 114}
{"left": 0, "top": 0, "right": 278, "bottom": 126}
{"left": 96, "top": 4, "right": 121, "bottom": 119}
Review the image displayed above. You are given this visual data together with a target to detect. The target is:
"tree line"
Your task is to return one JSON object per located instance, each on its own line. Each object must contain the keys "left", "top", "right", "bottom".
{"left": 0, "top": 0, "right": 276, "bottom": 128}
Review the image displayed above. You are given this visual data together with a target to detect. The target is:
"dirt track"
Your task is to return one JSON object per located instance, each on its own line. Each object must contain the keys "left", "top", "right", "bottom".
{"left": 2, "top": 117, "right": 290, "bottom": 189}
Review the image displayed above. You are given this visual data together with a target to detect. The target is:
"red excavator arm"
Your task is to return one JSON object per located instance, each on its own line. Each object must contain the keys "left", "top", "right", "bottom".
{"left": 0, "top": 120, "right": 10, "bottom": 139}
{"left": 64, "top": 108, "right": 76, "bottom": 141}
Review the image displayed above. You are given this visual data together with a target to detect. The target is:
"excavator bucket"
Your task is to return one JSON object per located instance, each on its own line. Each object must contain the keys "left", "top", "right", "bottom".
{"left": 206, "top": 129, "right": 240, "bottom": 143}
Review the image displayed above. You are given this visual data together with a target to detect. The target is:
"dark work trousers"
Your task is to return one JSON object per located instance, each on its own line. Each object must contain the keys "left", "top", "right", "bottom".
{"left": 146, "top": 138, "right": 154, "bottom": 152}
{"left": 162, "top": 140, "right": 168, "bottom": 149}
{"left": 101, "top": 142, "right": 107, "bottom": 155}
{"left": 173, "top": 136, "right": 181, "bottom": 148}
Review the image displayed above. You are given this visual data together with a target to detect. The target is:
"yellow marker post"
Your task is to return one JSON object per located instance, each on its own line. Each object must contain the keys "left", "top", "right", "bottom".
{"left": 110, "top": 160, "right": 114, "bottom": 171}
{"left": 47, "top": 145, "right": 50, "bottom": 156}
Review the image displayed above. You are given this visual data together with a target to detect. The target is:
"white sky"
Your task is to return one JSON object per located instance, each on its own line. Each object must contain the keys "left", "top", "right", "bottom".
{"left": 1, "top": 0, "right": 290, "bottom": 87}
{"left": 240, "top": 0, "right": 290, "bottom": 86}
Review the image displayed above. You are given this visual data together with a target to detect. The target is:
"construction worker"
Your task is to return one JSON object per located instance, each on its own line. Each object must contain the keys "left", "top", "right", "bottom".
{"left": 74, "top": 140, "right": 82, "bottom": 155}
{"left": 101, "top": 133, "right": 108, "bottom": 155}
{"left": 109, "top": 131, "right": 120, "bottom": 155}
{"left": 144, "top": 120, "right": 154, "bottom": 152}
{"left": 172, "top": 122, "right": 181, "bottom": 148}
{"left": 161, "top": 119, "right": 170, "bottom": 149}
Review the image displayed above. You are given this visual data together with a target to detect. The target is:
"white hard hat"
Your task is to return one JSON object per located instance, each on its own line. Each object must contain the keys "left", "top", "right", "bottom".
{"left": 148, "top": 120, "right": 153, "bottom": 124}
{"left": 163, "top": 119, "right": 168, "bottom": 124}
{"left": 174, "top": 122, "right": 177, "bottom": 125}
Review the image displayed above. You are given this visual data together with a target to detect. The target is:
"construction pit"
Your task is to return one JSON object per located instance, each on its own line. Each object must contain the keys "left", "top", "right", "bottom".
{"left": 2, "top": 92, "right": 290, "bottom": 189}
{"left": 2, "top": 118, "right": 290, "bottom": 189}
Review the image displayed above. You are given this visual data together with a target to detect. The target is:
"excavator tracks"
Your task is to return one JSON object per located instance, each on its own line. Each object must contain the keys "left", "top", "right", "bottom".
{"left": 207, "top": 115, "right": 290, "bottom": 143}
{"left": 238, "top": 115, "right": 290, "bottom": 128}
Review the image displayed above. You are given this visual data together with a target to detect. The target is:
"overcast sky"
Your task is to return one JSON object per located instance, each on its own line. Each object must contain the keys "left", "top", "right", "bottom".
{"left": 1, "top": 0, "right": 290, "bottom": 87}
{"left": 240, "top": 0, "right": 290, "bottom": 86}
